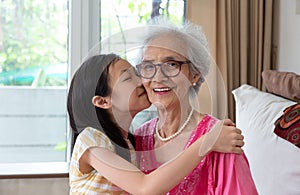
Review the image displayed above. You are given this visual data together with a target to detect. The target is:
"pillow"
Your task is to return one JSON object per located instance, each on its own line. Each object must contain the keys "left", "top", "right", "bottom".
{"left": 274, "top": 103, "right": 300, "bottom": 148}
{"left": 232, "top": 84, "right": 300, "bottom": 195}
{"left": 262, "top": 70, "right": 300, "bottom": 102}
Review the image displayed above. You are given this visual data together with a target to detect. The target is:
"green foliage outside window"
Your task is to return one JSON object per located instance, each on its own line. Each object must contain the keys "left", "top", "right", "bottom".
{"left": 0, "top": 0, "right": 184, "bottom": 87}
{"left": 101, "top": 0, "right": 184, "bottom": 39}
{"left": 0, "top": 0, "right": 68, "bottom": 86}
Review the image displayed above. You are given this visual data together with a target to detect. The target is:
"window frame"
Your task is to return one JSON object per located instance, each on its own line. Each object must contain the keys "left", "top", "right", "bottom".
{"left": 0, "top": 0, "right": 101, "bottom": 178}
{"left": 0, "top": 0, "right": 186, "bottom": 178}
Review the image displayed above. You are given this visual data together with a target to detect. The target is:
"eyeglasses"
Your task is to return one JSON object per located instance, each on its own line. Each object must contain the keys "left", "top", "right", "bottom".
{"left": 136, "top": 60, "right": 191, "bottom": 79}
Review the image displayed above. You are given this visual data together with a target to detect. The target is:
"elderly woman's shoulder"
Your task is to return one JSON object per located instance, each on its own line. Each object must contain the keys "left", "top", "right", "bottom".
{"left": 134, "top": 117, "right": 158, "bottom": 137}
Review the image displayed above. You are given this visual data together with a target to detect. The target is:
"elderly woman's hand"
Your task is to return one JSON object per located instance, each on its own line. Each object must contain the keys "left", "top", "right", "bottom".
{"left": 198, "top": 119, "right": 244, "bottom": 157}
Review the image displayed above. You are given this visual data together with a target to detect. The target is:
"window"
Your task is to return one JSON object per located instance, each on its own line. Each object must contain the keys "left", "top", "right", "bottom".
{"left": 98, "top": 0, "right": 186, "bottom": 130}
{"left": 0, "top": 1, "right": 68, "bottom": 87}
{"left": 0, "top": 0, "right": 68, "bottom": 164}
{"left": 0, "top": 0, "right": 185, "bottom": 170}
{"left": 100, "top": 0, "right": 185, "bottom": 38}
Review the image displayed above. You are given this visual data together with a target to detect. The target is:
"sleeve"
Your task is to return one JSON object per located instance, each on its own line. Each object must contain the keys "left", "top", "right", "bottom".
{"left": 134, "top": 118, "right": 158, "bottom": 172}
{"left": 72, "top": 128, "right": 113, "bottom": 171}
{"left": 134, "top": 118, "right": 157, "bottom": 137}
{"left": 212, "top": 153, "right": 259, "bottom": 195}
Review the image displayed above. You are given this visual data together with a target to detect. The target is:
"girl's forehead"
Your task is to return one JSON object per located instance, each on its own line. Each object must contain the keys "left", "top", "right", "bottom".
{"left": 109, "top": 60, "right": 133, "bottom": 79}
{"left": 110, "top": 60, "right": 131, "bottom": 72}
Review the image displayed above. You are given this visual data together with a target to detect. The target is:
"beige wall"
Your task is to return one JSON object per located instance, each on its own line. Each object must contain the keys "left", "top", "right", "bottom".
{"left": 278, "top": 0, "right": 300, "bottom": 74}
{"left": 186, "top": 0, "right": 300, "bottom": 119}
{"left": 186, "top": 0, "right": 228, "bottom": 118}
{"left": 0, "top": 178, "right": 69, "bottom": 195}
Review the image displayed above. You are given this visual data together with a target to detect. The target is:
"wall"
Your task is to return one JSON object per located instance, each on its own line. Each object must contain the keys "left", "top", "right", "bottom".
{"left": 186, "top": 0, "right": 220, "bottom": 117}
{"left": 278, "top": 0, "right": 300, "bottom": 74}
{"left": 186, "top": 0, "right": 300, "bottom": 119}
{"left": 0, "top": 87, "right": 68, "bottom": 194}
{"left": 0, "top": 178, "right": 69, "bottom": 195}
{"left": 0, "top": 87, "right": 67, "bottom": 163}
{"left": 186, "top": 0, "right": 228, "bottom": 119}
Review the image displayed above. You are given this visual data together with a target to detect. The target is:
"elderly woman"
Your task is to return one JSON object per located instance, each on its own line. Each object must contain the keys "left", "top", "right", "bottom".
{"left": 135, "top": 19, "right": 258, "bottom": 194}
{"left": 68, "top": 53, "right": 246, "bottom": 194}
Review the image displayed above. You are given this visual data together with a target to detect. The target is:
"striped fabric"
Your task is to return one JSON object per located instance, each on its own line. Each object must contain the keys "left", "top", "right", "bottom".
{"left": 69, "top": 127, "right": 135, "bottom": 195}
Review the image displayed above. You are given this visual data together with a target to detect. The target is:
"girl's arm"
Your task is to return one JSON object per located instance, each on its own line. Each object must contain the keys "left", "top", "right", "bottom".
{"left": 82, "top": 119, "right": 243, "bottom": 195}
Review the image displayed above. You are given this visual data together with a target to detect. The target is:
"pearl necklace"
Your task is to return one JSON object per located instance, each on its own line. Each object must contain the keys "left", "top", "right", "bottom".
{"left": 155, "top": 108, "right": 194, "bottom": 142}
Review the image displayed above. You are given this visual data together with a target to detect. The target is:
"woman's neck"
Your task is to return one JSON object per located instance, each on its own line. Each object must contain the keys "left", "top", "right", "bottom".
{"left": 157, "top": 103, "right": 193, "bottom": 139}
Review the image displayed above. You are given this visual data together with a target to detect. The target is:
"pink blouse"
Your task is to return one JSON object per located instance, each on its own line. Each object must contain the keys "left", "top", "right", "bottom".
{"left": 135, "top": 115, "right": 258, "bottom": 195}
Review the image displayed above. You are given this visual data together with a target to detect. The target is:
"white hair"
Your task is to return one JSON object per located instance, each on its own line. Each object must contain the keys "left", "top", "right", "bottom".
{"left": 141, "top": 17, "right": 211, "bottom": 92}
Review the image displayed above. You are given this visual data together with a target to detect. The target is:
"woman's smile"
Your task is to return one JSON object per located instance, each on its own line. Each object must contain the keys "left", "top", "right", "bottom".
{"left": 153, "top": 87, "right": 173, "bottom": 95}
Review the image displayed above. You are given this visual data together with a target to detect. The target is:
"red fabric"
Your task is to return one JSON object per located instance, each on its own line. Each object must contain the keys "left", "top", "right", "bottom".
{"left": 135, "top": 115, "right": 258, "bottom": 195}
{"left": 274, "top": 103, "right": 300, "bottom": 148}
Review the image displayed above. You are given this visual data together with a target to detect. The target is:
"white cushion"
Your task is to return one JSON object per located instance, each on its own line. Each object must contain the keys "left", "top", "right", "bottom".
{"left": 232, "top": 84, "right": 300, "bottom": 195}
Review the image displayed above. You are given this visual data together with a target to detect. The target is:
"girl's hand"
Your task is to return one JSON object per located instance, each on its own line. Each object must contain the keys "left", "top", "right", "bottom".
{"left": 198, "top": 119, "right": 244, "bottom": 157}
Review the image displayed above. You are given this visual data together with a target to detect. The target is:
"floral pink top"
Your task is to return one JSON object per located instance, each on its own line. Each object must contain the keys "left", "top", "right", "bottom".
{"left": 135, "top": 115, "right": 258, "bottom": 195}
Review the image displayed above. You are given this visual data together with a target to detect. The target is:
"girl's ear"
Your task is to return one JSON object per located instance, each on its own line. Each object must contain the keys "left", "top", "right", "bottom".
{"left": 92, "top": 96, "right": 112, "bottom": 109}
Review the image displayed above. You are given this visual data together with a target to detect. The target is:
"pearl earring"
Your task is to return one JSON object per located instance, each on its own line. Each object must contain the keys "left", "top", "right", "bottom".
{"left": 192, "top": 82, "right": 196, "bottom": 86}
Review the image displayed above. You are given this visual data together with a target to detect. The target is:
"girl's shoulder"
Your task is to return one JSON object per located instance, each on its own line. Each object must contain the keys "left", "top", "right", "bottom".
{"left": 76, "top": 127, "right": 114, "bottom": 150}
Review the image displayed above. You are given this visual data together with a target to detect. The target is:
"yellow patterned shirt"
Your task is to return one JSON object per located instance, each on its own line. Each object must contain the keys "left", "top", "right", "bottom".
{"left": 69, "top": 127, "right": 136, "bottom": 195}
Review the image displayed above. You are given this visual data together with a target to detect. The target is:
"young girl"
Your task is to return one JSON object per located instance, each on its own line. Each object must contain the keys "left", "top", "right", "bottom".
{"left": 67, "top": 53, "right": 245, "bottom": 194}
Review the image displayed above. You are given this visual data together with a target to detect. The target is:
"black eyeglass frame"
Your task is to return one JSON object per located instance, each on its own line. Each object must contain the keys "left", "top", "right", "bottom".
{"left": 136, "top": 60, "right": 191, "bottom": 79}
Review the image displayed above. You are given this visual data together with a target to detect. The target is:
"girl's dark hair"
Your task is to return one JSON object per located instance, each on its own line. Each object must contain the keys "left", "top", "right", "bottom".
{"left": 67, "top": 71, "right": 79, "bottom": 150}
{"left": 67, "top": 56, "right": 135, "bottom": 162}
{"left": 94, "top": 58, "right": 135, "bottom": 162}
